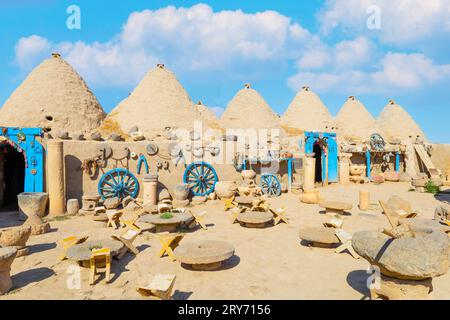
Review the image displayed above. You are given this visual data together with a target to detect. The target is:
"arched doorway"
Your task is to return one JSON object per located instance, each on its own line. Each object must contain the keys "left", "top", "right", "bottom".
{"left": 313, "top": 143, "right": 322, "bottom": 183}
{"left": 1, "top": 145, "right": 25, "bottom": 209}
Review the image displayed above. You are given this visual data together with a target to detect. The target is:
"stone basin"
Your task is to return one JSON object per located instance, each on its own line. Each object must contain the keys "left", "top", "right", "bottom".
{"left": 66, "top": 239, "right": 124, "bottom": 267}
{"left": 0, "top": 226, "right": 31, "bottom": 248}
{"left": 174, "top": 240, "right": 235, "bottom": 270}
{"left": 352, "top": 229, "right": 449, "bottom": 280}
{"left": 17, "top": 192, "right": 49, "bottom": 218}
{"left": 320, "top": 201, "right": 353, "bottom": 215}
{"left": 237, "top": 211, "right": 273, "bottom": 228}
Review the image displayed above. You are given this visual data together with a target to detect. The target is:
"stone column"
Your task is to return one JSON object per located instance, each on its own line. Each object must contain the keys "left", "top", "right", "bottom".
{"left": 47, "top": 141, "right": 65, "bottom": 216}
{"left": 143, "top": 174, "right": 158, "bottom": 205}
{"left": 339, "top": 162, "right": 350, "bottom": 185}
{"left": 359, "top": 190, "right": 370, "bottom": 211}
{"left": 304, "top": 157, "right": 316, "bottom": 191}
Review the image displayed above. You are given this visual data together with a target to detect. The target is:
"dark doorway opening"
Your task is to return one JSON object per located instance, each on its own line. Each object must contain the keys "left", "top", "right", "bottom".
{"left": 1, "top": 145, "right": 25, "bottom": 209}
{"left": 313, "top": 143, "right": 322, "bottom": 183}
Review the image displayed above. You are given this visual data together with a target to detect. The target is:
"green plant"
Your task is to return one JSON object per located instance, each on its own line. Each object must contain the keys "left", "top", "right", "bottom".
{"left": 424, "top": 180, "right": 440, "bottom": 194}
{"left": 160, "top": 212, "right": 174, "bottom": 219}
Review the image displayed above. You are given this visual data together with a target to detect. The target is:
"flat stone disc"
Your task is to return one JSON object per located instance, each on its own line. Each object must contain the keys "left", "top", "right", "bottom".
{"left": 299, "top": 227, "right": 340, "bottom": 245}
{"left": 138, "top": 212, "right": 193, "bottom": 226}
{"left": 320, "top": 201, "right": 353, "bottom": 211}
{"left": 174, "top": 240, "right": 235, "bottom": 265}
{"left": 237, "top": 211, "right": 273, "bottom": 224}
{"left": 66, "top": 239, "right": 124, "bottom": 262}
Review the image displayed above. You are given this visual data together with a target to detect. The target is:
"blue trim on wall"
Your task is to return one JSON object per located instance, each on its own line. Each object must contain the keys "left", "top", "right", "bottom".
{"left": 0, "top": 127, "right": 44, "bottom": 193}
{"left": 304, "top": 132, "right": 338, "bottom": 183}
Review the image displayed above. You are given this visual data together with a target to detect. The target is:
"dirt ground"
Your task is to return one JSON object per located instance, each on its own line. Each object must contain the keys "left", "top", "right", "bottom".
{"left": 1, "top": 182, "right": 449, "bottom": 300}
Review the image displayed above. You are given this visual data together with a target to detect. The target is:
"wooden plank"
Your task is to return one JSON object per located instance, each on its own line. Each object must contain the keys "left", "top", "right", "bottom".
{"left": 414, "top": 144, "right": 439, "bottom": 178}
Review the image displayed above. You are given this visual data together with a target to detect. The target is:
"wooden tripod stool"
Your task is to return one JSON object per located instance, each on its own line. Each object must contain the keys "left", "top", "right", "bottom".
{"left": 270, "top": 206, "right": 289, "bottom": 225}
{"left": 59, "top": 236, "right": 88, "bottom": 260}
{"left": 223, "top": 197, "right": 237, "bottom": 211}
{"left": 334, "top": 229, "right": 359, "bottom": 259}
{"left": 89, "top": 248, "right": 111, "bottom": 285}
{"left": 157, "top": 233, "right": 185, "bottom": 261}
{"left": 136, "top": 274, "right": 176, "bottom": 300}
{"left": 188, "top": 211, "right": 208, "bottom": 230}
{"left": 112, "top": 221, "right": 141, "bottom": 259}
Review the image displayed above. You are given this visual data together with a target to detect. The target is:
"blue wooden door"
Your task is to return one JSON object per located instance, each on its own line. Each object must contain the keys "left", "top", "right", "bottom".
{"left": 326, "top": 137, "right": 338, "bottom": 182}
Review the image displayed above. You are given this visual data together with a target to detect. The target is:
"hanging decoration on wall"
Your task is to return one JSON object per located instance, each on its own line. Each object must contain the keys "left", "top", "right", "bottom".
{"left": 137, "top": 154, "right": 149, "bottom": 175}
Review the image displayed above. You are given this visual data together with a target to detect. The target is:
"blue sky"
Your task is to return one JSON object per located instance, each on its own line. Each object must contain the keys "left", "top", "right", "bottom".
{"left": 1, "top": 0, "right": 449, "bottom": 143}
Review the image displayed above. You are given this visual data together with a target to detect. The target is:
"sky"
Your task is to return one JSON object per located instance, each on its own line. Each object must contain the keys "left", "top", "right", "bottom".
{"left": 0, "top": 0, "right": 449, "bottom": 143}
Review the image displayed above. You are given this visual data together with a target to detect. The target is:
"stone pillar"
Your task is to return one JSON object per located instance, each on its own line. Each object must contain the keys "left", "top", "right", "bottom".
{"left": 359, "top": 189, "right": 370, "bottom": 211}
{"left": 304, "top": 157, "right": 316, "bottom": 191}
{"left": 143, "top": 174, "right": 158, "bottom": 205}
{"left": 47, "top": 141, "right": 65, "bottom": 216}
{"left": 339, "top": 162, "right": 350, "bottom": 185}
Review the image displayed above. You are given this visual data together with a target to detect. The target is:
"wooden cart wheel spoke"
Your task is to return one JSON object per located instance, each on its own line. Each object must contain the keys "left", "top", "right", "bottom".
{"left": 183, "top": 162, "right": 218, "bottom": 197}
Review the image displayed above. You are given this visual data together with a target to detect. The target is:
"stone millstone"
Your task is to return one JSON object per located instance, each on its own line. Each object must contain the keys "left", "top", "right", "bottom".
{"left": 299, "top": 227, "right": 340, "bottom": 245}
{"left": 401, "top": 218, "right": 450, "bottom": 234}
{"left": 237, "top": 211, "right": 273, "bottom": 226}
{"left": 104, "top": 197, "right": 120, "bottom": 209}
{"left": 352, "top": 230, "right": 449, "bottom": 280}
{"left": 174, "top": 240, "right": 235, "bottom": 267}
{"left": 66, "top": 239, "right": 124, "bottom": 263}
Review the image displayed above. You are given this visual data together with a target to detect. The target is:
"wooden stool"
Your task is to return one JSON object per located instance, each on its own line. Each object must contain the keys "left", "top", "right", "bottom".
{"left": 334, "top": 229, "right": 359, "bottom": 259}
{"left": 89, "top": 248, "right": 111, "bottom": 285}
{"left": 270, "top": 206, "right": 289, "bottom": 225}
{"left": 157, "top": 233, "right": 185, "bottom": 261}
{"left": 223, "top": 197, "right": 237, "bottom": 211}
{"left": 59, "top": 236, "right": 88, "bottom": 260}
{"left": 188, "top": 211, "right": 208, "bottom": 230}
{"left": 106, "top": 210, "right": 123, "bottom": 229}
{"left": 112, "top": 221, "right": 141, "bottom": 259}
{"left": 136, "top": 274, "right": 176, "bottom": 300}
{"left": 230, "top": 207, "right": 246, "bottom": 224}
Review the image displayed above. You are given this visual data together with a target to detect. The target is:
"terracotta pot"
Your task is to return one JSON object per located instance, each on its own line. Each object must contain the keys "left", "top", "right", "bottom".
{"left": 214, "top": 181, "right": 238, "bottom": 199}
{"left": 17, "top": 192, "right": 49, "bottom": 218}
{"left": 173, "top": 183, "right": 190, "bottom": 200}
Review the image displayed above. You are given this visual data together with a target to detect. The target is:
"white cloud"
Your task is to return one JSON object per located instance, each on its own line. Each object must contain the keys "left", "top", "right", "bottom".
{"left": 289, "top": 52, "right": 450, "bottom": 94}
{"left": 15, "top": 35, "right": 51, "bottom": 70}
{"left": 319, "top": 0, "right": 450, "bottom": 44}
{"left": 14, "top": 4, "right": 313, "bottom": 87}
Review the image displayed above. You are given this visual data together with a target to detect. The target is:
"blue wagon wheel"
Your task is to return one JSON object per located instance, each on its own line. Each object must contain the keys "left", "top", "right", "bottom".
{"left": 260, "top": 173, "right": 282, "bottom": 197}
{"left": 98, "top": 168, "right": 139, "bottom": 200}
{"left": 183, "top": 162, "right": 218, "bottom": 197}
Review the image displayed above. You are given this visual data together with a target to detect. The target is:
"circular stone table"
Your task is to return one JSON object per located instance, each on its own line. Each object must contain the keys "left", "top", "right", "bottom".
{"left": 174, "top": 240, "right": 235, "bottom": 271}
{"left": 299, "top": 227, "right": 340, "bottom": 248}
{"left": 66, "top": 239, "right": 124, "bottom": 267}
{"left": 138, "top": 212, "right": 193, "bottom": 232}
{"left": 0, "top": 247, "right": 18, "bottom": 294}
{"left": 237, "top": 211, "right": 273, "bottom": 228}
{"left": 320, "top": 201, "right": 353, "bottom": 215}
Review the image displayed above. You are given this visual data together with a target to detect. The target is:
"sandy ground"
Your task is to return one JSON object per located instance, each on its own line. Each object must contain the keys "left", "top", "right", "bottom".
{"left": 1, "top": 182, "right": 449, "bottom": 300}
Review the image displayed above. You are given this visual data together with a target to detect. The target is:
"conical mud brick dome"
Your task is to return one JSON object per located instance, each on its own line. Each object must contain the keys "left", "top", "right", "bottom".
{"left": 220, "top": 83, "right": 279, "bottom": 130}
{"left": 335, "top": 96, "right": 381, "bottom": 142}
{"left": 195, "top": 101, "right": 222, "bottom": 131}
{"left": 281, "top": 86, "right": 334, "bottom": 133}
{"left": 378, "top": 100, "right": 428, "bottom": 143}
{"left": 0, "top": 53, "right": 105, "bottom": 134}
{"left": 105, "top": 64, "right": 203, "bottom": 136}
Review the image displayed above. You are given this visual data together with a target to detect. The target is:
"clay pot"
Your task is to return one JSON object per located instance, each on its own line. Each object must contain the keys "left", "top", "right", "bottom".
{"left": 17, "top": 192, "right": 49, "bottom": 218}
{"left": 0, "top": 227, "right": 31, "bottom": 247}
{"left": 241, "top": 170, "right": 256, "bottom": 181}
{"left": 214, "top": 181, "right": 238, "bottom": 199}
{"left": 173, "top": 183, "right": 190, "bottom": 200}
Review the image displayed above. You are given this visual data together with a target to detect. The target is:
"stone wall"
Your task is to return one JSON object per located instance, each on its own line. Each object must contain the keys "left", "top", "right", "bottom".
{"left": 431, "top": 144, "right": 450, "bottom": 178}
